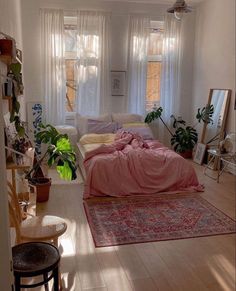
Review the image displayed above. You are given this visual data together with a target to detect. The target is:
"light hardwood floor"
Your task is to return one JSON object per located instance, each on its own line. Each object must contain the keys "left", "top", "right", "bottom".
{"left": 36, "top": 162, "right": 236, "bottom": 291}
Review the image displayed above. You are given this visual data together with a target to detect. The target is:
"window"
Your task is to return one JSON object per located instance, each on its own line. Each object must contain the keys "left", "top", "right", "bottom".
{"left": 146, "top": 21, "right": 164, "bottom": 111}
{"left": 64, "top": 17, "right": 77, "bottom": 112}
{"left": 64, "top": 16, "right": 101, "bottom": 114}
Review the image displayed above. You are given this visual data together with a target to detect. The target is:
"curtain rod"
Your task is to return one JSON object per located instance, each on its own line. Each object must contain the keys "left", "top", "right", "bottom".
{"left": 40, "top": 7, "right": 164, "bottom": 18}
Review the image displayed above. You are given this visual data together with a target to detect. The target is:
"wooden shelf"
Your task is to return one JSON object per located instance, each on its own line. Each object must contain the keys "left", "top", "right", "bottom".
{"left": 2, "top": 95, "right": 12, "bottom": 100}
{"left": 6, "top": 160, "right": 31, "bottom": 170}
{"left": 2, "top": 95, "right": 12, "bottom": 111}
{"left": 0, "top": 54, "right": 12, "bottom": 65}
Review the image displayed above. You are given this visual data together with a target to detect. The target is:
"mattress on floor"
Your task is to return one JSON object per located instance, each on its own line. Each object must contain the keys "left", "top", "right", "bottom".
{"left": 77, "top": 133, "right": 115, "bottom": 179}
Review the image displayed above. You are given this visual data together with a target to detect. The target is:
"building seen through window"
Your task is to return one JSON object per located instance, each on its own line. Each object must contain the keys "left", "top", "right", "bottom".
{"left": 146, "top": 21, "right": 164, "bottom": 111}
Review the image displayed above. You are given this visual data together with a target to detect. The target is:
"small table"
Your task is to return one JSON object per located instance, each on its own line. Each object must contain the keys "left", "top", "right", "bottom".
{"left": 220, "top": 154, "right": 236, "bottom": 174}
{"left": 204, "top": 149, "right": 236, "bottom": 182}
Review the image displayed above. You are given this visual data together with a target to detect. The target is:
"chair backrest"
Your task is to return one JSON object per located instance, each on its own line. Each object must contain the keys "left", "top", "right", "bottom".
{"left": 225, "top": 133, "right": 236, "bottom": 154}
{"left": 7, "top": 182, "right": 23, "bottom": 244}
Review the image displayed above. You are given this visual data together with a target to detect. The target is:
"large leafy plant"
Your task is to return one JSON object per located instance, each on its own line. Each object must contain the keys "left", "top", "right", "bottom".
{"left": 145, "top": 105, "right": 214, "bottom": 153}
{"left": 26, "top": 124, "right": 77, "bottom": 182}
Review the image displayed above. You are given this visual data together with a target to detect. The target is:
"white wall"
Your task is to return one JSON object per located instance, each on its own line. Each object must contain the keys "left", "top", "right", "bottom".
{"left": 192, "top": 0, "right": 235, "bottom": 134}
{"left": 0, "top": 0, "right": 22, "bottom": 288}
{"left": 21, "top": 0, "right": 196, "bottom": 117}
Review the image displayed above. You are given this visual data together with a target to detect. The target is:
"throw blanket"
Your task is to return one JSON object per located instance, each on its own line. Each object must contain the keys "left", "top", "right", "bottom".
{"left": 83, "top": 131, "right": 204, "bottom": 199}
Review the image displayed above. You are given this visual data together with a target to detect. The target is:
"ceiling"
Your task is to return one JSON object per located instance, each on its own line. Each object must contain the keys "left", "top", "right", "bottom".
{"left": 102, "top": 0, "right": 204, "bottom": 4}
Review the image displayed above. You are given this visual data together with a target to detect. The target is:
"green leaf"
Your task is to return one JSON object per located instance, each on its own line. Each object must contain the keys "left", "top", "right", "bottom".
{"left": 196, "top": 104, "right": 214, "bottom": 124}
{"left": 14, "top": 100, "right": 20, "bottom": 114}
{"left": 145, "top": 107, "right": 163, "bottom": 124}
{"left": 17, "top": 126, "right": 25, "bottom": 137}
{"left": 56, "top": 161, "right": 72, "bottom": 181}
{"left": 9, "top": 62, "right": 21, "bottom": 77}
{"left": 56, "top": 137, "right": 72, "bottom": 152}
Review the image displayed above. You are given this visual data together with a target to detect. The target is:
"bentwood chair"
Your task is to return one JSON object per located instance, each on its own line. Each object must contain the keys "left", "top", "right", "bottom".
{"left": 7, "top": 181, "right": 67, "bottom": 247}
{"left": 12, "top": 241, "right": 60, "bottom": 291}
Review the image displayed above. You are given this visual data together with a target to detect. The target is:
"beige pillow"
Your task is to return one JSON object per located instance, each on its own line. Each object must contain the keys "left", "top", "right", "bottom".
{"left": 111, "top": 113, "right": 143, "bottom": 124}
{"left": 79, "top": 133, "right": 115, "bottom": 145}
{"left": 76, "top": 114, "right": 112, "bottom": 136}
{"left": 122, "top": 122, "right": 148, "bottom": 128}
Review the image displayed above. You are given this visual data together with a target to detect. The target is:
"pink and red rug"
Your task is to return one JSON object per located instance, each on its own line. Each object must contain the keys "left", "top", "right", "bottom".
{"left": 83, "top": 194, "right": 236, "bottom": 247}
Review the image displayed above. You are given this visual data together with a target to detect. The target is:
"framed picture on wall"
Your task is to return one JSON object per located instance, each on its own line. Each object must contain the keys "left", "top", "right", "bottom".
{"left": 111, "top": 71, "right": 126, "bottom": 96}
{"left": 193, "top": 143, "right": 207, "bottom": 165}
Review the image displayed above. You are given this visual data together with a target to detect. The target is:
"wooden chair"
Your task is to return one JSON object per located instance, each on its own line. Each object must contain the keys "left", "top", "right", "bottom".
{"left": 7, "top": 181, "right": 67, "bottom": 247}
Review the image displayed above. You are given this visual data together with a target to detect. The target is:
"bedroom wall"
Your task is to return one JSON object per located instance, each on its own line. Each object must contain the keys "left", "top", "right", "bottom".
{"left": 20, "top": 0, "right": 196, "bottom": 121}
{"left": 192, "top": 0, "right": 235, "bottom": 134}
{"left": 0, "top": 0, "right": 22, "bottom": 288}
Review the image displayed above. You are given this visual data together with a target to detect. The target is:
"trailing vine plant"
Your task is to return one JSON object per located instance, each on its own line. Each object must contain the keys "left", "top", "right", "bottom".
{"left": 8, "top": 62, "right": 25, "bottom": 136}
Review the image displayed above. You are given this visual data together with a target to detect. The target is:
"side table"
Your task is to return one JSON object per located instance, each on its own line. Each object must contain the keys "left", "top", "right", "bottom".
{"left": 204, "top": 149, "right": 235, "bottom": 182}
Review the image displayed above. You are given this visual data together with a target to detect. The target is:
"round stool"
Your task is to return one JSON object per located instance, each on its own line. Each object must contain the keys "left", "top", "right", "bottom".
{"left": 12, "top": 242, "right": 60, "bottom": 291}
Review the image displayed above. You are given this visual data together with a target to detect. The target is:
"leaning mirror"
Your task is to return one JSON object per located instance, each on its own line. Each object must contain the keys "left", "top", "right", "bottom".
{"left": 200, "top": 89, "right": 231, "bottom": 146}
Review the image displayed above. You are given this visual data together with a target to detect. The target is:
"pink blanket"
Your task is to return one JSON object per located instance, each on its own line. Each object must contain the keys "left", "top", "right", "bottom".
{"left": 83, "top": 131, "right": 204, "bottom": 199}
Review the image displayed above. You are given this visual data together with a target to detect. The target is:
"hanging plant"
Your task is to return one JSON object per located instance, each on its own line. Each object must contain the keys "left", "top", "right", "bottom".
{"left": 8, "top": 62, "right": 25, "bottom": 136}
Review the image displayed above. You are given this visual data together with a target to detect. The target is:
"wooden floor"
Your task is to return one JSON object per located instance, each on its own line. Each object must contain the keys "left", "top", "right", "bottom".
{"left": 36, "top": 162, "right": 236, "bottom": 291}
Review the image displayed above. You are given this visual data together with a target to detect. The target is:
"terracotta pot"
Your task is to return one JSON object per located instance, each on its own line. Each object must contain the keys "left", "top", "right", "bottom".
{"left": 0, "top": 39, "right": 13, "bottom": 56}
{"left": 179, "top": 150, "right": 192, "bottom": 159}
{"left": 30, "top": 177, "right": 51, "bottom": 203}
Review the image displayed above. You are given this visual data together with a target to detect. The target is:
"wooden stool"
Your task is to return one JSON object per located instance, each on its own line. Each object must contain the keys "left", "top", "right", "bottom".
{"left": 12, "top": 242, "right": 60, "bottom": 291}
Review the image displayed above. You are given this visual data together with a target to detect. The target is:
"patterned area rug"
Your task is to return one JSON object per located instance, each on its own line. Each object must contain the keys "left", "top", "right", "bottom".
{"left": 84, "top": 194, "right": 236, "bottom": 247}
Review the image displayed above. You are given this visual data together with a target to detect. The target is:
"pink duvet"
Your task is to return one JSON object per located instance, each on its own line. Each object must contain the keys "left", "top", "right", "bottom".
{"left": 83, "top": 131, "right": 204, "bottom": 199}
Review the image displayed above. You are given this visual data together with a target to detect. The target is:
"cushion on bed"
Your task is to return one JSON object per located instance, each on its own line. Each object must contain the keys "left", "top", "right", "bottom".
{"left": 79, "top": 133, "right": 115, "bottom": 145}
{"left": 119, "top": 125, "right": 154, "bottom": 140}
{"left": 87, "top": 119, "right": 118, "bottom": 134}
{"left": 76, "top": 114, "right": 112, "bottom": 136}
{"left": 122, "top": 122, "right": 149, "bottom": 128}
{"left": 111, "top": 113, "right": 143, "bottom": 124}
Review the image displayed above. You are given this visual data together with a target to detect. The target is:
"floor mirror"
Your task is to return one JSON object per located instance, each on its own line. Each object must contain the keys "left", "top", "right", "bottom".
{"left": 200, "top": 89, "right": 231, "bottom": 146}
{"left": 200, "top": 88, "right": 231, "bottom": 169}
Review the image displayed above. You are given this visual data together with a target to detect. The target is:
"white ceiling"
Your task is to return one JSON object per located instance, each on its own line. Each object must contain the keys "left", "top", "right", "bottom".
{"left": 102, "top": 0, "right": 203, "bottom": 4}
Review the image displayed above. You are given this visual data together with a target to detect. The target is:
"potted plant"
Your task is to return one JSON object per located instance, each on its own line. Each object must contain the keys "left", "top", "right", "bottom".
{"left": 25, "top": 124, "right": 77, "bottom": 202}
{"left": 145, "top": 105, "right": 214, "bottom": 158}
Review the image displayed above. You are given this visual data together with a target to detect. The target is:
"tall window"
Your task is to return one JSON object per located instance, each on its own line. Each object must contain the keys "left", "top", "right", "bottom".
{"left": 64, "top": 16, "right": 77, "bottom": 112}
{"left": 146, "top": 21, "right": 164, "bottom": 111}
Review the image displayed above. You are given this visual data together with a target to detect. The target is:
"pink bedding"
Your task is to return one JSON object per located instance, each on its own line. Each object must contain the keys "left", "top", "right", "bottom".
{"left": 83, "top": 131, "right": 204, "bottom": 199}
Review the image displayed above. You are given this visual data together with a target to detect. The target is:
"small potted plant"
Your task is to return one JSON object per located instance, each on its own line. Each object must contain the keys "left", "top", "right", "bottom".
{"left": 25, "top": 124, "right": 77, "bottom": 202}
{"left": 11, "top": 135, "right": 31, "bottom": 165}
{"left": 145, "top": 105, "right": 214, "bottom": 158}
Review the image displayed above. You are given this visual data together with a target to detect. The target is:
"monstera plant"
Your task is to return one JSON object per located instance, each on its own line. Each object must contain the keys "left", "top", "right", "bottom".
{"left": 145, "top": 105, "right": 214, "bottom": 158}
{"left": 25, "top": 124, "right": 77, "bottom": 202}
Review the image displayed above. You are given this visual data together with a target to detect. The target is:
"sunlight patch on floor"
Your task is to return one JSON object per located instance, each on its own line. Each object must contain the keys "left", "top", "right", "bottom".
{"left": 208, "top": 254, "right": 235, "bottom": 291}
{"left": 60, "top": 236, "right": 76, "bottom": 257}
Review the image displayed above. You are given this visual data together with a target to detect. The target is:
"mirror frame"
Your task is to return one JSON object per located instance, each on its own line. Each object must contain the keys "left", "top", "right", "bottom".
{"left": 200, "top": 88, "right": 231, "bottom": 145}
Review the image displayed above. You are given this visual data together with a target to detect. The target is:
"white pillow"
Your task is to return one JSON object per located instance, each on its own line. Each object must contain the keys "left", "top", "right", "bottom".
{"left": 76, "top": 113, "right": 112, "bottom": 136}
{"left": 111, "top": 113, "right": 143, "bottom": 124}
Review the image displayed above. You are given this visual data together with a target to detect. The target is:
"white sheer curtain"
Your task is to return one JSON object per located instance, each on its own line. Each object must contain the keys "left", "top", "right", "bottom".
{"left": 76, "top": 11, "right": 111, "bottom": 116}
{"left": 127, "top": 15, "right": 150, "bottom": 116}
{"left": 40, "top": 9, "right": 66, "bottom": 125}
{"left": 159, "top": 14, "right": 182, "bottom": 146}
